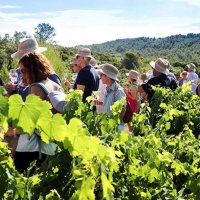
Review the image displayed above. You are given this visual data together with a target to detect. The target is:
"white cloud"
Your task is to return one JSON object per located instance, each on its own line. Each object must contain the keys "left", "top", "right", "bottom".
{"left": 170, "top": 0, "right": 200, "bottom": 6}
{"left": 0, "top": 8, "right": 199, "bottom": 46}
{"left": 0, "top": 5, "right": 21, "bottom": 9}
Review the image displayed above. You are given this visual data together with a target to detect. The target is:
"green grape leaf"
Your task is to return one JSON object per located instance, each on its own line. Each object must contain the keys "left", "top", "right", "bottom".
{"left": 171, "top": 161, "right": 187, "bottom": 176}
{"left": 37, "top": 112, "right": 68, "bottom": 143}
{"left": 79, "top": 177, "right": 95, "bottom": 200}
{"left": 0, "top": 95, "right": 9, "bottom": 117}
{"left": 0, "top": 114, "right": 8, "bottom": 133}
{"left": 45, "top": 189, "right": 60, "bottom": 200}
{"left": 9, "top": 94, "right": 51, "bottom": 134}
{"left": 165, "top": 122, "right": 171, "bottom": 131}
{"left": 101, "top": 172, "right": 114, "bottom": 200}
{"left": 148, "top": 168, "right": 160, "bottom": 183}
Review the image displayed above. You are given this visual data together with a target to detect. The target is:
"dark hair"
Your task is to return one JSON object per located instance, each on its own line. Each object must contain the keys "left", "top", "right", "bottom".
{"left": 19, "top": 52, "right": 53, "bottom": 83}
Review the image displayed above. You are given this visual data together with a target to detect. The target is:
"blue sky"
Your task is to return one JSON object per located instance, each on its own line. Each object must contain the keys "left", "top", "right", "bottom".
{"left": 0, "top": 0, "right": 200, "bottom": 47}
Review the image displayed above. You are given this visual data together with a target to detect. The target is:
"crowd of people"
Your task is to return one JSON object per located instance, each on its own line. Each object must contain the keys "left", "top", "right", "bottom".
{"left": 0, "top": 36, "right": 199, "bottom": 173}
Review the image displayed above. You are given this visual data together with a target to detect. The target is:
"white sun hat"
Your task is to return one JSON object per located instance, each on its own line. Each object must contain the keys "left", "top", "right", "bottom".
{"left": 98, "top": 63, "right": 119, "bottom": 81}
{"left": 11, "top": 37, "right": 47, "bottom": 59}
{"left": 126, "top": 70, "right": 139, "bottom": 80}
{"left": 187, "top": 63, "right": 196, "bottom": 72}
{"left": 150, "top": 58, "right": 170, "bottom": 75}
{"left": 76, "top": 47, "right": 92, "bottom": 58}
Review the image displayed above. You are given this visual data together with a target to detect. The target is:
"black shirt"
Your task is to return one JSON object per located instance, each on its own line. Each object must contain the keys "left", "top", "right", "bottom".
{"left": 142, "top": 74, "right": 177, "bottom": 102}
{"left": 0, "top": 77, "right": 3, "bottom": 86}
{"left": 74, "top": 65, "right": 99, "bottom": 102}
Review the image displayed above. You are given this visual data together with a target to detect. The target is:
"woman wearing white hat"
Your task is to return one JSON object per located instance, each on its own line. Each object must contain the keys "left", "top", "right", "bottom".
{"left": 14, "top": 52, "right": 62, "bottom": 173}
{"left": 6, "top": 37, "right": 61, "bottom": 100}
{"left": 97, "top": 63, "right": 125, "bottom": 131}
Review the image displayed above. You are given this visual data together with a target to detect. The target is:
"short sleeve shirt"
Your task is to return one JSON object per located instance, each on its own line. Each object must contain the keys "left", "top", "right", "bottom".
{"left": 74, "top": 65, "right": 99, "bottom": 102}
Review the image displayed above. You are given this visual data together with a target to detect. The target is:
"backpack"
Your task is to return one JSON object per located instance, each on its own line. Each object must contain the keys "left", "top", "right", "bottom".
{"left": 122, "top": 99, "right": 133, "bottom": 123}
{"left": 113, "top": 86, "right": 134, "bottom": 123}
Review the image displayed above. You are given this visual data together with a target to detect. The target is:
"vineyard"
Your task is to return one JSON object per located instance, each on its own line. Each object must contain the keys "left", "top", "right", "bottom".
{"left": 0, "top": 83, "right": 200, "bottom": 200}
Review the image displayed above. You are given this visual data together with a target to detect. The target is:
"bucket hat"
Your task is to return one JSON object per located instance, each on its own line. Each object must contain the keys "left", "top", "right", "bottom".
{"left": 76, "top": 47, "right": 92, "bottom": 58}
{"left": 98, "top": 63, "right": 119, "bottom": 81}
{"left": 11, "top": 37, "right": 47, "bottom": 59}
{"left": 126, "top": 70, "right": 139, "bottom": 80}
{"left": 150, "top": 58, "right": 170, "bottom": 75}
{"left": 187, "top": 63, "right": 196, "bottom": 71}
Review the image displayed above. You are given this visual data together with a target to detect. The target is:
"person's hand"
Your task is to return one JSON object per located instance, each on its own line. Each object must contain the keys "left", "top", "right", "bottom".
{"left": 5, "top": 82, "right": 16, "bottom": 96}
{"left": 94, "top": 99, "right": 103, "bottom": 106}
{"left": 64, "top": 80, "right": 72, "bottom": 88}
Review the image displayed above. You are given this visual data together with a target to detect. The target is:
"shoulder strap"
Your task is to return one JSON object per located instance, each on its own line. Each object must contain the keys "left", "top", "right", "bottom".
{"left": 30, "top": 82, "right": 49, "bottom": 95}
{"left": 113, "top": 85, "right": 119, "bottom": 102}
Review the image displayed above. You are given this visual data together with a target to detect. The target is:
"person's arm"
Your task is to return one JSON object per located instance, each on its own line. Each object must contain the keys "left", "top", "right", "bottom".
{"left": 77, "top": 84, "right": 85, "bottom": 92}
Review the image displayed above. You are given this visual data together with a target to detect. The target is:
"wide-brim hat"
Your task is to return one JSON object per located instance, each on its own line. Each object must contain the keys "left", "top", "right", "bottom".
{"left": 76, "top": 47, "right": 92, "bottom": 58}
{"left": 150, "top": 58, "right": 170, "bottom": 75}
{"left": 11, "top": 37, "right": 47, "bottom": 59}
{"left": 98, "top": 63, "right": 119, "bottom": 81}
{"left": 187, "top": 63, "right": 196, "bottom": 72}
{"left": 126, "top": 70, "right": 139, "bottom": 80}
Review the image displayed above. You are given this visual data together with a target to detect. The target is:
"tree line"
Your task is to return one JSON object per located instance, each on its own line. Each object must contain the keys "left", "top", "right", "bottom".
{"left": 0, "top": 23, "right": 199, "bottom": 84}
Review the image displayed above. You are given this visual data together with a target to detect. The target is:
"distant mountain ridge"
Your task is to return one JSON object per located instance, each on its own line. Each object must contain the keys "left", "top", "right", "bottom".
{"left": 85, "top": 33, "right": 200, "bottom": 62}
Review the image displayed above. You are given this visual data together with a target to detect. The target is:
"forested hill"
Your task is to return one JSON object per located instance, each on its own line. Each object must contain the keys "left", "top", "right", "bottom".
{"left": 86, "top": 33, "right": 200, "bottom": 62}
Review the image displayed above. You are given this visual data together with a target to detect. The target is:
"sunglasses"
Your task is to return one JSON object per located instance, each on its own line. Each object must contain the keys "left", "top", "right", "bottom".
{"left": 20, "top": 69, "right": 27, "bottom": 74}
